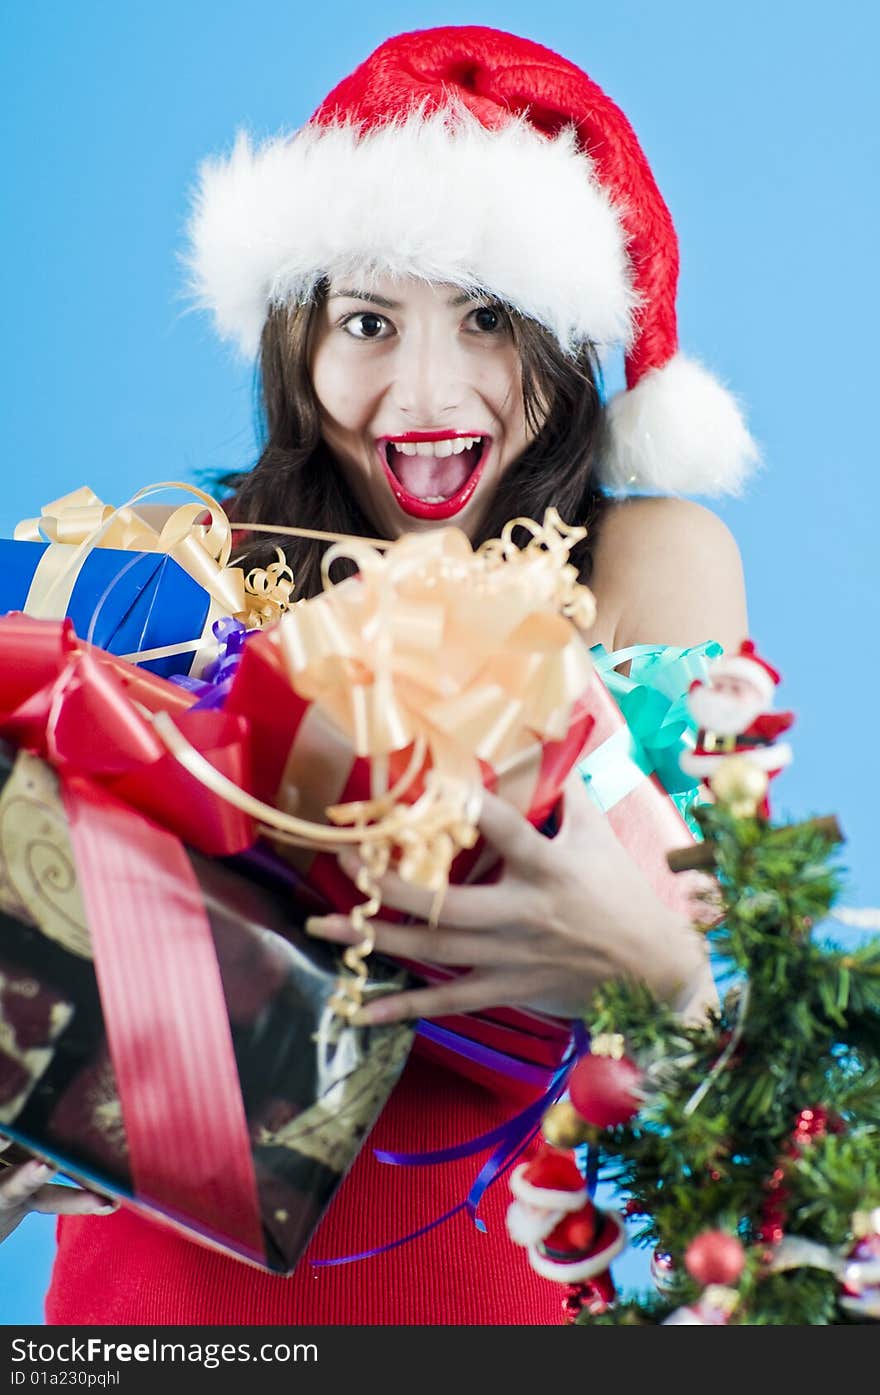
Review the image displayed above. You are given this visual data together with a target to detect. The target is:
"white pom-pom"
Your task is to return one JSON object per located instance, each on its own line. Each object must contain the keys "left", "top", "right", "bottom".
{"left": 506, "top": 1201, "right": 563, "bottom": 1247}
{"left": 600, "top": 352, "right": 762, "bottom": 497}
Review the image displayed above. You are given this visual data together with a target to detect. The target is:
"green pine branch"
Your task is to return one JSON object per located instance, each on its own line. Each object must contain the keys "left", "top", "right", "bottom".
{"left": 575, "top": 800, "right": 880, "bottom": 1326}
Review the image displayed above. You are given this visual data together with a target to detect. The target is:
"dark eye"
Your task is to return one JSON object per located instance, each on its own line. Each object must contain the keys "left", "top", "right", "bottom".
{"left": 471, "top": 306, "right": 502, "bottom": 333}
{"left": 343, "top": 313, "right": 389, "bottom": 339}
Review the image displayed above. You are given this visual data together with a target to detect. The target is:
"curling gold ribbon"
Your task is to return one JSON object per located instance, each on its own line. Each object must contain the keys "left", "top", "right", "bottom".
{"left": 241, "top": 550, "right": 295, "bottom": 629}
{"left": 326, "top": 839, "right": 389, "bottom": 1021}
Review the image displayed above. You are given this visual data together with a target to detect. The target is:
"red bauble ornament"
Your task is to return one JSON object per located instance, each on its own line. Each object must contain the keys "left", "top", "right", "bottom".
{"left": 684, "top": 1230, "right": 746, "bottom": 1287}
{"left": 568, "top": 1052, "right": 643, "bottom": 1129}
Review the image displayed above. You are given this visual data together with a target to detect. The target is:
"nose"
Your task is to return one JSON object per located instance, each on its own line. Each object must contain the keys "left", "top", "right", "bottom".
{"left": 388, "top": 324, "right": 464, "bottom": 424}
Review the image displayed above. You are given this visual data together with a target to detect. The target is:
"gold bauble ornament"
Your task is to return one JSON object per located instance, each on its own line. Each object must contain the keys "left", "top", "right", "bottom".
{"left": 541, "top": 1099, "right": 594, "bottom": 1149}
{"left": 709, "top": 756, "right": 768, "bottom": 817}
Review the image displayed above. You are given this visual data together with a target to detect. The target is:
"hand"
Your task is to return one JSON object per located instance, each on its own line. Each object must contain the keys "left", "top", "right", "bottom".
{"left": 306, "top": 768, "right": 713, "bottom": 1024}
{"left": 0, "top": 1136, "right": 118, "bottom": 1244}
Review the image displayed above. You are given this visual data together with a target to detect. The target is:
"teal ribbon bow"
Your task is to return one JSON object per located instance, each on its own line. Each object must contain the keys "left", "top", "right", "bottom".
{"left": 579, "top": 641, "right": 724, "bottom": 837}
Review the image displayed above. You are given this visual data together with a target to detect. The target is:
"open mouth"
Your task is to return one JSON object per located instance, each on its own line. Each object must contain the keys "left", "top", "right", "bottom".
{"left": 378, "top": 434, "right": 490, "bottom": 521}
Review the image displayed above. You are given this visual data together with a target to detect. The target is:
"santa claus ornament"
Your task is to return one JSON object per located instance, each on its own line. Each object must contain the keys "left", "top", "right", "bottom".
{"left": 506, "top": 1144, "right": 627, "bottom": 1319}
{"left": 769, "top": 1208, "right": 880, "bottom": 1321}
{"left": 681, "top": 639, "right": 794, "bottom": 819}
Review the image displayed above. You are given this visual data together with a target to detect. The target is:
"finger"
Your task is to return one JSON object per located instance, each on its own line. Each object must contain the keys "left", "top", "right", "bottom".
{"left": 473, "top": 786, "right": 551, "bottom": 871}
{"left": 337, "top": 852, "right": 511, "bottom": 930}
{"left": 0, "top": 1160, "right": 57, "bottom": 1209}
{"left": 553, "top": 766, "right": 611, "bottom": 846}
{"left": 30, "top": 1183, "right": 118, "bottom": 1217}
{"left": 350, "top": 969, "right": 524, "bottom": 1025}
{"left": 305, "top": 913, "right": 524, "bottom": 967}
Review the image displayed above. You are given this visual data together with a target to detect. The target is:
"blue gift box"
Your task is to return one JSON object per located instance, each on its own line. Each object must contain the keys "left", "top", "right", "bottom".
{"left": 0, "top": 541, "right": 213, "bottom": 679}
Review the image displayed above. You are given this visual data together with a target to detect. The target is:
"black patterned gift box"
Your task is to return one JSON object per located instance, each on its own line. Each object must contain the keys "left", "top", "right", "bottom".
{"left": 0, "top": 740, "right": 413, "bottom": 1273}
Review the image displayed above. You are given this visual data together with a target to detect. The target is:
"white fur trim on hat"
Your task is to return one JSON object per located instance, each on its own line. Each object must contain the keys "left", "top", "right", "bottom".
{"left": 681, "top": 743, "right": 793, "bottom": 777}
{"left": 599, "top": 351, "right": 761, "bottom": 496}
{"left": 183, "top": 104, "right": 637, "bottom": 361}
{"left": 509, "top": 1162, "right": 587, "bottom": 1212}
{"left": 713, "top": 657, "right": 775, "bottom": 699}
{"left": 506, "top": 1201, "right": 566, "bottom": 1247}
{"left": 528, "top": 1211, "right": 627, "bottom": 1283}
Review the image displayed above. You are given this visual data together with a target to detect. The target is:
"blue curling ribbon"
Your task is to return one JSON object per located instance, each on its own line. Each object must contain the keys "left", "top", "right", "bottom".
{"left": 310, "top": 1022, "right": 591, "bottom": 1267}
{"left": 584, "top": 640, "right": 723, "bottom": 837}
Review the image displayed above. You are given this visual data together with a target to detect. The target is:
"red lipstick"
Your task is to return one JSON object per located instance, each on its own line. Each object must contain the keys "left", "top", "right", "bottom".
{"left": 386, "top": 431, "right": 483, "bottom": 443}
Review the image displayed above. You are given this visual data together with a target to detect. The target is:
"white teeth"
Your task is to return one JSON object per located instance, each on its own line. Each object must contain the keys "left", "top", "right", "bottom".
{"left": 386, "top": 436, "right": 484, "bottom": 459}
{"left": 423, "top": 495, "right": 446, "bottom": 503}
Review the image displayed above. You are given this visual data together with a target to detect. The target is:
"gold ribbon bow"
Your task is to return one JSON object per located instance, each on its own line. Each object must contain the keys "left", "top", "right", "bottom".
{"left": 279, "top": 507, "right": 596, "bottom": 783}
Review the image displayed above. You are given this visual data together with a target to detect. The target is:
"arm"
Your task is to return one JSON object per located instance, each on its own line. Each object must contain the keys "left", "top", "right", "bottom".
{"left": 594, "top": 496, "right": 751, "bottom": 1017}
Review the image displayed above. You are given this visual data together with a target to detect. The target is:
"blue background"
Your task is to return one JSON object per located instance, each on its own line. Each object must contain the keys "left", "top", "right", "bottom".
{"left": 2, "top": 0, "right": 876, "bottom": 1324}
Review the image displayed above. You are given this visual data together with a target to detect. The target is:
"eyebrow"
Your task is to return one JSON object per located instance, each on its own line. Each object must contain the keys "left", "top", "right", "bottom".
{"left": 328, "top": 289, "right": 479, "bottom": 309}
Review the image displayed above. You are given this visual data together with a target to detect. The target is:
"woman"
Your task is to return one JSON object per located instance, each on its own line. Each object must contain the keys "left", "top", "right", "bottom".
{"left": 3, "top": 26, "right": 752, "bottom": 1324}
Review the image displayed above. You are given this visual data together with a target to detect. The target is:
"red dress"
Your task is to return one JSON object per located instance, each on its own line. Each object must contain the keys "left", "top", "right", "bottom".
{"left": 45, "top": 1047, "right": 567, "bottom": 1326}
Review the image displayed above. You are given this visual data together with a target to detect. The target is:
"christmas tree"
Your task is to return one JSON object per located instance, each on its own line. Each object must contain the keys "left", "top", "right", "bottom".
{"left": 508, "top": 644, "right": 880, "bottom": 1325}
{"left": 577, "top": 793, "right": 880, "bottom": 1325}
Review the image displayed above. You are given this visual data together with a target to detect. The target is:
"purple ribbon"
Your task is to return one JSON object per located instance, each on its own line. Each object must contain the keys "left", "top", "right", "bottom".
{"left": 311, "top": 1019, "right": 592, "bottom": 1267}
{"left": 410, "top": 1018, "right": 557, "bottom": 1089}
{"left": 170, "top": 616, "right": 249, "bottom": 707}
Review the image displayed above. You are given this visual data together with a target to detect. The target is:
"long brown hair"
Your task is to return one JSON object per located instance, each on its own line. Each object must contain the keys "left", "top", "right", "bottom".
{"left": 224, "top": 281, "right": 610, "bottom": 598}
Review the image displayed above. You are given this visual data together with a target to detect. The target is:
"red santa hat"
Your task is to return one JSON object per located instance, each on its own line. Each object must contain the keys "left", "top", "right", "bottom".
{"left": 185, "top": 25, "right": 760, "bottom": 497}
{"left": 708, "top": 639, "right": 782, "bottom": 702}
{"left": 509, "top": 1145, "right": 588, "bottom": 1211}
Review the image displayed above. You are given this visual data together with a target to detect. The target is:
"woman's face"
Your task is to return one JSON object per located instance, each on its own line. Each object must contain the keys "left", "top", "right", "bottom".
{"left": 309, "top": 274, "right": 541, "bottom": 539}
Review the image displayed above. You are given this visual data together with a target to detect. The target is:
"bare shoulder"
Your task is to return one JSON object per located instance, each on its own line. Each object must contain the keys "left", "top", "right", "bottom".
{"left": 594, "top": 496, "right": 743, "bottom": 573}
{"left": 589, "top": 496, "right": 749, "bottom": 657}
